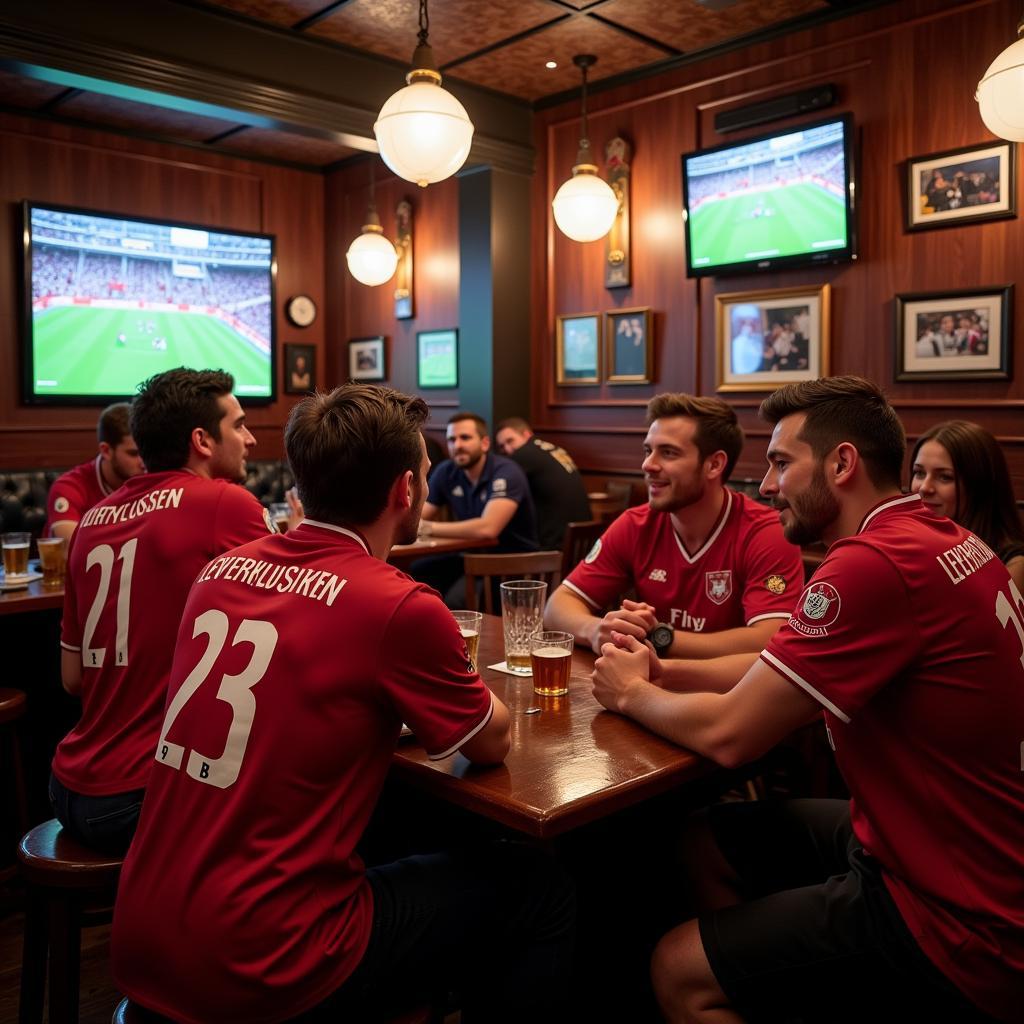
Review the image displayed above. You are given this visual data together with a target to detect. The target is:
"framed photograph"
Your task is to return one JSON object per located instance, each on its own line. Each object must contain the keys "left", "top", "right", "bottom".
{"left": 284, "top": 343, "right": 315, "bottom": 394}
{"left": 906, "top": 141, "right": 1015, "bottom": 231}
{"left": 348, "top": 336, "right": 386, "bottom": 382}
{"left": 556, "top": 313, "right": 601, "bottom": 385}
{"left": 895, "top": 286, "right": 1012, "bottom": 381}
{"left": 604, "top": 307, "right": 652, "bottom": 384}
{"left": 715, "top": 284, "right": 830, "bottom": 392}
{"left": 417, "top": 328, "right": 458, "bottom": 389}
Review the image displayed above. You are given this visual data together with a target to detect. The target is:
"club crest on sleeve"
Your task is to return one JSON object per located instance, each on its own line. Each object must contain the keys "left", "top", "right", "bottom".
{"left": 791, "top": 581, "right": 841, "bottom": 636}
{"left": 492, "top": 478, "right": 508, "bottom": 494}
{"left": 705, "top": 570, "right": 733, "bottom": 605}
{"left": 585, "top": 538, "right": 602, "bottom": 564}
{"left": 263, "top": 508, "right": 277, "bottom": 534}
{"left": 54, "top": 496, "right": 69, "bottom": 514}
{"left": 765, "top": 574, "right": 787, "bottom": 595}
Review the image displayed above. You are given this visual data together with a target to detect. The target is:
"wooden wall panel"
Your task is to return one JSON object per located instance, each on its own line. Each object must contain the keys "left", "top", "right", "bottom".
{"left": 0, "top": 112, "right": 324, "bottom": 468}
{"left": 531, "top": 0, "right": 1024, "bottom": 489}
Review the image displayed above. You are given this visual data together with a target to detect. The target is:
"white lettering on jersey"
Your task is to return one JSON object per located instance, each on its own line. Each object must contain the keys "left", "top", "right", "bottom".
{"left": 80, "top": 487, "right": 184, "bottom": 529}
{"left": 197, "top": 555, "right": 347, "bottom": 607}
{"left": 669, "top": 608, "right": 706, "bottom": 632}
{"left": 937, "top": 533, "right": 995, "bottom": 585}
{"left": 648, "top": 568, "right": 667, "bottom": 583}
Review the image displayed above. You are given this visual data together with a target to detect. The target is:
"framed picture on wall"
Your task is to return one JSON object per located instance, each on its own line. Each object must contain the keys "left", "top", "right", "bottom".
{"left": 555, "top": 313, "right": 601, "bottom": 385}
{"left": 417, "top": 329, "right": 458, "bottom": 388}
{"left": 284, "top": 343, "right": 315, "bottom": 394}
{"left": 895, "top": 286, "right": 1011, "bottom": 381}
{"left": 714, "top": 284, "right": 830, "bottom": 392}
{"left": 604, "top": 307, "right": 652, "bottom": 384}
{"left": 905, "top": 141, "right": 1016, "bottom": 231}
{"left": 348, "top": 336, "right": 386, "bottom": 382}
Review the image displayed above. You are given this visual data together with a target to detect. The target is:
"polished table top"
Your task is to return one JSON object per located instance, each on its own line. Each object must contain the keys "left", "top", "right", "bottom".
{"left": 388, "top": 535, "right": 497, "bottom": 568}
{"left": 0, "top": 575, "right": 64, "bottom": 616}
{"left": 391, "top": 615, "right": 714, "bottom": 839}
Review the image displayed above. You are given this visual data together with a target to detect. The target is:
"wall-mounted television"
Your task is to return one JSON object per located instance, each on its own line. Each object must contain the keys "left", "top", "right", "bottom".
{"left": 681, "top": 114, "right": 856, "bottom": 278}
{"left": 22, "top": 201, "right": 277, "bottom": 405}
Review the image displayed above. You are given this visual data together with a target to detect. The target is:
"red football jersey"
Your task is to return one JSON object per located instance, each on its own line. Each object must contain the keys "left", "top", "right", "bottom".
{"left": 562, "top": 489, "right": 802, "bottom": 632}
{"left": 55, "top": 470, "right": 273, "bottom": 796}
{"left": 762, "top": 494, "right": 1024, "bottom": 1022}
{"left": 112, "top": 520, "right": 495, "bottom": 1024}
{"left": 46, "top": 456, "right": 113, "bottom": 535}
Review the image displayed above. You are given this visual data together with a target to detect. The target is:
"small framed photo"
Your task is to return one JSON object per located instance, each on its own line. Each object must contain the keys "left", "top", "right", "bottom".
{"left": 895, "top": 286, "right": 1012, "bottom": 381}
{"left": 284, "top": 343, "right": 315, "bottom": 394}
{"left": 417, "top": 328, "right": 458, "bottom": 389}
{"left": 715, "top": 284, "right": 830, "bottom": 392}
{"left": 556, "top": 313, "right": 601, "bottom": 385}
{"left": 348, "top": 336, "right": 386, "bottom": 382}
{"left": 604, "top": 307, "right": 652, "bottom": 384}
{"left": 906, "top": 141, "right": 1015, "bottom": 231}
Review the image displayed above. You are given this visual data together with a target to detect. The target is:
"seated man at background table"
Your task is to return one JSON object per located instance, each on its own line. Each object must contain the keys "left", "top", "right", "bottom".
{"left": 45, "top": 401, "right": 145, "bottom": 541}
{"left": 495, "top": 416, "right": 592, "bottom": 549}
{"left": 112, "top": 383, "right": 574, "bottom": 1024}
{"left": 51, "top": 368, "right": 273, "bottom": 853}
{"left": 592, "top": 376, "right": 1024, "bottom": 1024}
{"left": 545, "top": 393, "right": 802, "bottom": 658}
{"left": 412, "top": 410, "right": 538, "bottom": 606}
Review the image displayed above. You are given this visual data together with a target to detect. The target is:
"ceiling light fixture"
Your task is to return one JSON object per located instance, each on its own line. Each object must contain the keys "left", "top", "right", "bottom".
{"left": 977, "top": 10, "right": 1024, "bottom": 140}
{"left": 373, "top": 0, "right": 475, "bottom": 187}
{"left": 551, "top": 55, "right": 619, "bottom": 243}
{"left": 546, "top": 60, "right": 558, "bottom": 69}
{"left": 346, "top": 161, "right": 399, "bottom": 287}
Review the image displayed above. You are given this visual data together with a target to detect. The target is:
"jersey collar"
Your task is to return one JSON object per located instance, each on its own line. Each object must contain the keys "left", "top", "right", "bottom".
{"left": 671, "top": 488, "right": 732, "bottom": 565}
{"left": 300, "top": 518, "right": 370, "bottom": 554}
{"left": 858, "top": 492, "right": 921, "bottom": 534}
{"left": 94, "top": 454, "right": 114, "bottom": 496}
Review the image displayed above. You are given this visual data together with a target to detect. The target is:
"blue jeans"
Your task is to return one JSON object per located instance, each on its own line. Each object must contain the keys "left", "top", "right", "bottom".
{"left": 296, "top": 840, "right": 575, "bottom": 1023}
{"left": 49, "top": 772, "right": 144, "bottom": 856}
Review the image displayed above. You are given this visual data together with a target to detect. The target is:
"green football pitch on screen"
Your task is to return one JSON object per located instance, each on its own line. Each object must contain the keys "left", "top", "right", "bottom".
{"left": 32, "top": 307, "right": 271, "bottom": 397}
{"left": 689, "top": 183, "right": 846, "bottom": 268}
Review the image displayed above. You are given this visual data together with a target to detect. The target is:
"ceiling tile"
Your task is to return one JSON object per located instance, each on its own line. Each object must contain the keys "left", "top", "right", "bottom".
{"left": 600, "top": 0, "right": 827, "bottom": 54}
{"left": 0, "top": 68, "right": 69, "bottom": 108}
{"left": 306, "top": 0, "right": 566, "bottom": 68}
{"left": 197, "top": 0, "right": 328, "bottom": 29}
{"left": 450, "top": 16, "right": 668, "bottom": 102}
{"left": 217, "top": 126, "right": 359, "bottom": 165}
{"left": 57, "top": 91, "right": 241, "bottom": 141}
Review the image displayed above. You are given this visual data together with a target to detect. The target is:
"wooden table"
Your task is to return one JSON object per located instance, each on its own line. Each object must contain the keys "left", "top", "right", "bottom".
{"left": 388, "top": 535, "right": 496, "bottom": 569}
{"left": 391, "top": 615, "right": 715, "bottom": 839}
{"left": 0, "top": 577, "right": 64, "bottom": 616}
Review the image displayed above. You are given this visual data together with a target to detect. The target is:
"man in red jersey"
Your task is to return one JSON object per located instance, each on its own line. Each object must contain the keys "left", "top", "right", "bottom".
{"left": 45, "top": 402, "right": 145, "bottom": 541}
{"left": 545, "top": 393, "right": 802, "bottom": 658}
{"left": 112, "top": 384, "right": 574, "bottom": 1024}
{"left": 592, "top": 377, "right": 1023, "bottom": 1023}
{"left": 51, "top": 368, "right": 273, "bottom": 854}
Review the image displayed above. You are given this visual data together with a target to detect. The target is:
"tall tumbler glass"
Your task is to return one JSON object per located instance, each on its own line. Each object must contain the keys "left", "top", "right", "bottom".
{"left": 499, "top": 579, "right": 548, "bottom": 675}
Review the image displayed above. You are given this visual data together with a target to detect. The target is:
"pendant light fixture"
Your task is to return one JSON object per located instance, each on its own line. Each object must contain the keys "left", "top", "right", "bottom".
{"left": 346, "top": 160, "right": 399, "bottom": 287}
{"left": 977, "top": 9, "right": 1024, "bottom": 140}
{"left": 373, "top": 0, "right": 474, "bottom": 188}
{"left": 552, "top": 55, "right": 620, "bottom": 243}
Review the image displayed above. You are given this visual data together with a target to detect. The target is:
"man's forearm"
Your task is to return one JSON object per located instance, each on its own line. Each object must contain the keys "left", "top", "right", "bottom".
{"left": 422, "top": 517, "right": 496, "bottom": 541}
{"left": 544, "top": 588, "right": 600, "bottom": 649}
{"left": 668, "top": 620, "right": 784, "bottom": 659}
{"left": 657, "top": 652, "right": 760, "bottom": 693}
{"left": 617, "top": 683, "right": 735, "bottom": 762}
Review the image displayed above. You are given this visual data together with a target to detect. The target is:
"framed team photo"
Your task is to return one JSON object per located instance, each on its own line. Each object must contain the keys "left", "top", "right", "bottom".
{"left": 906, "top": 141, "right": 1015, "bottom": 231}
{"left": 895, "top": 286, "right": 1012, "bottom": 381}
{"left": 714, "top": 284, "right": 830, "bottom": 392}
{"left": 604, "top": 307, "right": 652, "bottom": 384}
{"left": 284, "top": 343, "right": 315, "bottom": 394}
{"left": 556, "top": 312, "right": 601, "bottom": 385}
{"left": 417, "top": 328, "right": 458, "bottom": 389}
{"left": 347, "top": 336, "right": 386, "bottom": 382}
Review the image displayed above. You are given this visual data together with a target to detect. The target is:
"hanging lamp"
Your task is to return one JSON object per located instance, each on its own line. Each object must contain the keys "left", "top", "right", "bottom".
{"left": 373, "top": 0, "right": 474, "bottom": 188}
{"left": 551, "top": 55, "right": 619, "bottom": 243}
{"left": 977, "top": 9, "right": 1024, "bottom": 140}
{"left": 346, "top": 161, "right": 399, "bottom": 287}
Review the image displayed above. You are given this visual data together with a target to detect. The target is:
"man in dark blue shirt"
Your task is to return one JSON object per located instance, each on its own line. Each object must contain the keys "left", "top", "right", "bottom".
{"left": 413, "top": 411, "right": 538, "bottom": 605}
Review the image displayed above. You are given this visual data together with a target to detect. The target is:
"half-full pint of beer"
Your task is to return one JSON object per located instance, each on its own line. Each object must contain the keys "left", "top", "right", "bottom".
{"left": 36, "top": 536, "right": 66, "bottom": 588}
{"left": 1, "top": 532, "right": 30, "bottom": 577}
{"left": 531, "top": 647, "right": 571, "bottom": 696}
{"left": 451, "top": 610, "right": 483, "bottom": 673}
{"left": 461, "top": 629, "right": 480, "bottom": 668}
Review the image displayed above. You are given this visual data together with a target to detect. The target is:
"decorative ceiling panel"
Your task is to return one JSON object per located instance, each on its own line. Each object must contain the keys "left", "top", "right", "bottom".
{"left": 196, "top": 0, "right": 327, "bottom": 29}
{"left": 0, "top": 68, "right": 68, "bottom": 108}
{"left": 216, "top": 126, "right": 359, "bottom": 165}
{"left": 56, "top": 92, "right": 241, "bottom": 141}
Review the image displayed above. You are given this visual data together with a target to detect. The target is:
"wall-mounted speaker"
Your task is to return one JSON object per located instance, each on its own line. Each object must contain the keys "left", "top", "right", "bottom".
{"left": 714, "top": 84, "right": 837, "bottom": 134}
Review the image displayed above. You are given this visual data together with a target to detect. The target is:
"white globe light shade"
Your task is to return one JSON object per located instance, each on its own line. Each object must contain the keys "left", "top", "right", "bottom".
{"left": 977, "top": 36, "right": 1024, "bottom": 140}
{"left": 374, "top": 81, "right": 474, "bottom": 187}
{"left": 346, "top": 229, "right": 398, "bottom": 287}
{"left": 551, "top": 169, "right": 619, "bottom": 242}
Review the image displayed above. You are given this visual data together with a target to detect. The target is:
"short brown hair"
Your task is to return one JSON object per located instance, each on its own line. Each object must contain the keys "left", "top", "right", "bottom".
{"left": 97, "top": 403, "right": 133, "bottom": 448}
{"left": 286, "top": 384, "right": 428, "bottom": 526}
{"left": 646, "top": 393, "right": 744, "bottom": 478}
{"left": 495, "top": 417, "right": 532, "bottom": 435}
{"left": 759, "top": 376, "right": 905, "bottom": 489}
{"left": 447, "top": 411, "right": 487, "bottom": 437}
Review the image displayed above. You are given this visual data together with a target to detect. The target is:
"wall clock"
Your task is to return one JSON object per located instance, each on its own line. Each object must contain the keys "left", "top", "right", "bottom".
{"left": 285, "top": 294, "right": 317, "bottom": 328}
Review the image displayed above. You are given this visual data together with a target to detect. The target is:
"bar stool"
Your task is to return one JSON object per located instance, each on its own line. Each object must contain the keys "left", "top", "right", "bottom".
{"left": 18, "top": 818, "right": 123, "bottom": 1024}
{"left": 0, "top": 688, "right": 30, "bottom": 881}
{"left": 112, "top": 996, "right": 437, "bottom": 1023}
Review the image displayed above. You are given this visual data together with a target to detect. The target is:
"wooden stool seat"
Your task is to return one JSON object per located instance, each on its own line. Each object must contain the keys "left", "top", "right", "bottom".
{"left": 18, "top": 817, "right": 123, "bottom": 888}
{"left": 0, "top": 686, "right": 28, "bottom": 724}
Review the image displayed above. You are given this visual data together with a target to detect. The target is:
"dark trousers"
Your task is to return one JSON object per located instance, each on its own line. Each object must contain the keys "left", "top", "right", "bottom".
{"left": 48, "top": 771, "right": 144, "bottom": 856}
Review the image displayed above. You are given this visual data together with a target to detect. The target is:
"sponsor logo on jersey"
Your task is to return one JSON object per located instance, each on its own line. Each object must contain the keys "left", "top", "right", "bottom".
{"left": 492, "top": 477, "right": 508, "bottom": 494}
{"left": 584, "top": 538, "right": 602, "bottom": 564}
{"left": 670, "top": 608, "right": 706, "bottom": 631}
{"left": 54, "top": 496, "right": 69, "bottom": 514}
{"left": 452, "top": 485, "right": 464, "bottom": 497}
{"left": 705, "top": 570, "right": 733, "bottom": 605}
{"left": 765, "top": 574, "right": 787, "bottom": 595}
{"left": 790, "top": 581, "right": 841, "bottom": 636}
{"left": 648, "top": 568, "right": 667, "bottom": 582}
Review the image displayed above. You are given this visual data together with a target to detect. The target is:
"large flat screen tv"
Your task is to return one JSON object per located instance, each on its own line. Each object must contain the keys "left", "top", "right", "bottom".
{"left": 22, "top": 201, "right": 276, "bottom": 405}
{"left": 681, "top": 114, "right": 856, "bottom": 277}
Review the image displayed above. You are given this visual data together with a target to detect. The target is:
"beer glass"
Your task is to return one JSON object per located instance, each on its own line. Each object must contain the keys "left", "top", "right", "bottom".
{"left": 36, "top": 536, "right": 67, "bottom": 588}
{"left": 530, "top": 631, "right": 574, "bottom": 696}
{"left": 499, "top": 580, "right": 548, "bottom": 675}
{"left": 451, "top": 610, "right": 483, "bottom": 672}
{"left": 1, "top": 532, "right": 30, "bottom": 578}
{"left": 269, "top": 502, "right": 291, "bottom": 533}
